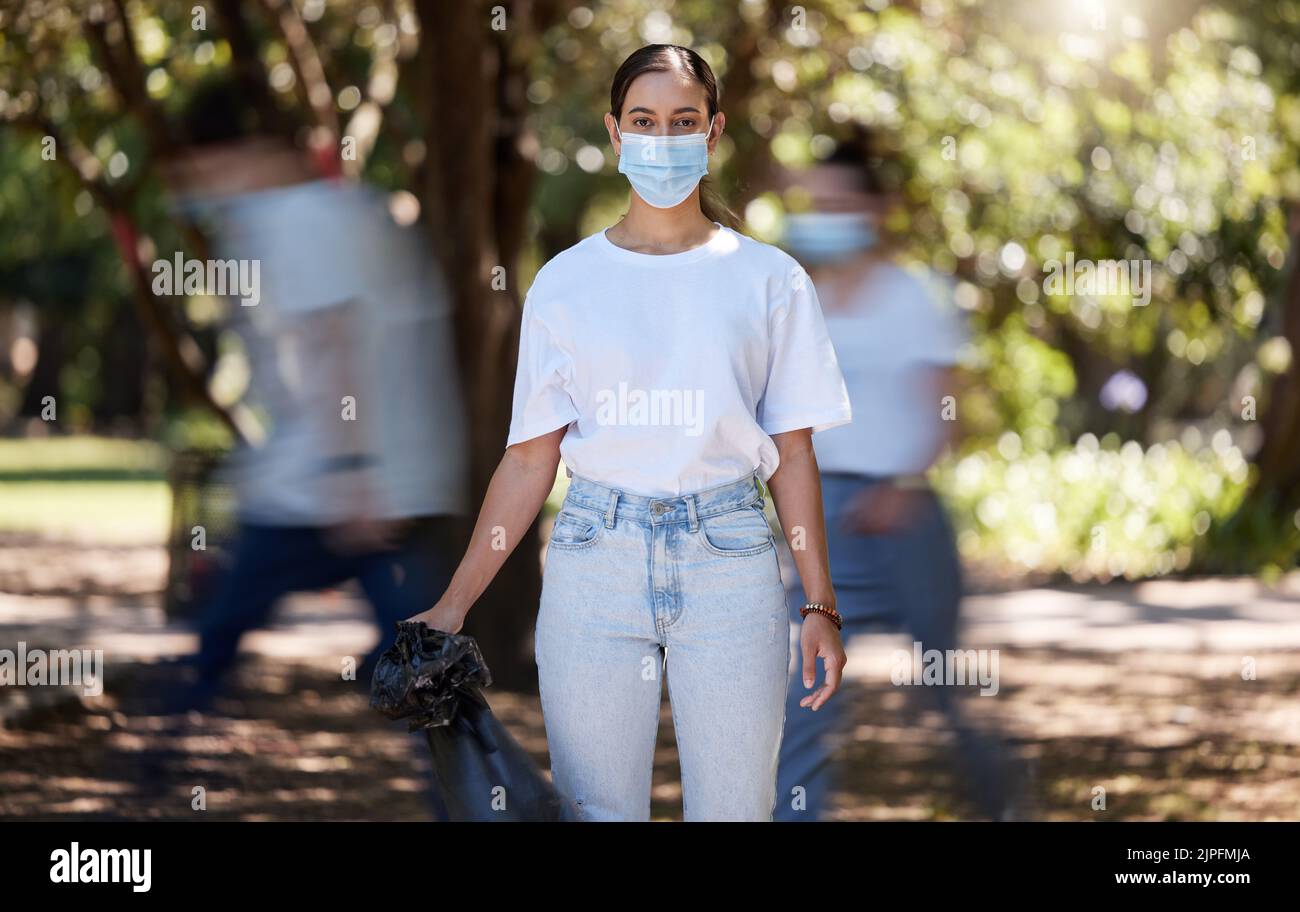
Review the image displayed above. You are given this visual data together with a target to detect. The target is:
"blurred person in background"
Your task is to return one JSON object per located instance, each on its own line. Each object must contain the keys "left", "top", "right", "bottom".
{"left": 159, "top": 78, "right": 469, "bottom": 715}
{"left": 773, "top": 137, "right": 1023, "bottom": 821}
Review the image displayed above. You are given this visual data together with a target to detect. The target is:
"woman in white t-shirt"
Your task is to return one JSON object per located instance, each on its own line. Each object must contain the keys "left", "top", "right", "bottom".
{"left": 407, "top": 44, "right": 852, "bottom": 821}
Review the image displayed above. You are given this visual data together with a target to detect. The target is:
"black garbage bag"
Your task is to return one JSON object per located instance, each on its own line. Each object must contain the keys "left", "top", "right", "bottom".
{"left": 370, "top": 621, "right": 574, "bottom": 821}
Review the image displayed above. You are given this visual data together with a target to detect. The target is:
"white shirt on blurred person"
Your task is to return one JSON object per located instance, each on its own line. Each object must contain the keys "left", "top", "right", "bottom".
{"left": 209, "top": 179, "right": 468, "bottom": 526}
{"left": 811, "top": 261, "right": 967, "bottom": 477}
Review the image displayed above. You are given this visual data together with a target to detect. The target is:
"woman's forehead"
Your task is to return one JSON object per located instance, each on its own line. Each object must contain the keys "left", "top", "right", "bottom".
{"left": 622, "top": 69, "right": 709, "bottom": 113}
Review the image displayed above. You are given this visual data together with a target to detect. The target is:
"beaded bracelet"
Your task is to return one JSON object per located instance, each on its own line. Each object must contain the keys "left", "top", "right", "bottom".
{"left": 799, "top": 602, "right": 843, "bottom": 631}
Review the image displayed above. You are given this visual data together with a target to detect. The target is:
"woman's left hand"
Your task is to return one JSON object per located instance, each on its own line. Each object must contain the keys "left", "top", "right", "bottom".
{"left": 798, "top": 612, "right": 846, "bottom": 711}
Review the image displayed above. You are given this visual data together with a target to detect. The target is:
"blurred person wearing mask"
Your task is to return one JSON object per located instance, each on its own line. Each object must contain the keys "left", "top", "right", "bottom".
{"left": 774, "top": 139, "right": 1023, "bottom": 821}
{"left": 161, "top": 78, "right": 468, "bottom": 714}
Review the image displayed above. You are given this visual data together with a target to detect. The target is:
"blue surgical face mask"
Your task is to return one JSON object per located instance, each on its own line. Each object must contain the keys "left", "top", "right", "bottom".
{"left": 615, "top": 116, "right": 715, "bottom": 209}
{"left": 781, "top": 211, "right": 878, "bottom": 266}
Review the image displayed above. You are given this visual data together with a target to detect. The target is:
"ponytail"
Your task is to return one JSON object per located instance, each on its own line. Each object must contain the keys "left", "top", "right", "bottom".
{"left": 700, "top": 177, "right": 741, "bottom": 230}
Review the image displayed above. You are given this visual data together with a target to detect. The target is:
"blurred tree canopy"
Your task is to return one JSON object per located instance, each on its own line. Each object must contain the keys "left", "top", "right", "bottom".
{"left": 2, "top": 0, "right": 1300, "bottom": 584}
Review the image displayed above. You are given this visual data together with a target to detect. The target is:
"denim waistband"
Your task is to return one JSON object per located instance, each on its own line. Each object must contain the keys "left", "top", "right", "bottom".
{"left": 562, "top": 468, "right": 764, "bottom": 528}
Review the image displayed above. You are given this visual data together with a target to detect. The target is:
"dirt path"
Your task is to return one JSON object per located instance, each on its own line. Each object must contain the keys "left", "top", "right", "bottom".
{"left": 2, "top": 543, "right": 1298, "bottom": 820}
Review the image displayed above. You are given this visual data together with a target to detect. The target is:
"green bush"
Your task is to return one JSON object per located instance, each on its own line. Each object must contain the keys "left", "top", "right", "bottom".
{"left": 934, "top": 432, "right": 1251, "bottom": 581}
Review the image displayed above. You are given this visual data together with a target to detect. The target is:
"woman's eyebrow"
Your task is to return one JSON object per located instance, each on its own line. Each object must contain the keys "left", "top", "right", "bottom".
{"left": 626, "top": 105, "right": 702, "bottom": 115}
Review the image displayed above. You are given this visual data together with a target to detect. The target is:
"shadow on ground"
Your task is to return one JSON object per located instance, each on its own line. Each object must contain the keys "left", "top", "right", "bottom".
{"left": 2, "top": 645, "right": 1297, "bottom": 821}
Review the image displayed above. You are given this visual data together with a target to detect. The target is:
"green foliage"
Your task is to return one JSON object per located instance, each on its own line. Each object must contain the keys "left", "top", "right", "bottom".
{"left": 3, "top": 0, "right": 1300, "bottom": 576}
{"left": 935, "top": 433, "right": 1250, "bottom": 580}
{"left": 159, "top": 407, "right": 236, "bottom": 453}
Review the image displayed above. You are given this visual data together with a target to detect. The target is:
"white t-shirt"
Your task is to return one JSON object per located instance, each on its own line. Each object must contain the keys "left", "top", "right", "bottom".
{"left": 812, "top": 261, "right": 967, "bottom": 476}
{"left": 210, "top": 180, "right": 469, "bottom": 524}
{"left": 507, "top": 224, "right": 852, "bottom": 497}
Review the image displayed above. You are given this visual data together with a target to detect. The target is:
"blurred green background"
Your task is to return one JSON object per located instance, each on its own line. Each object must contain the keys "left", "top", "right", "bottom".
{"left": 2, "top": 0, "right": 1300, "bottom": 582}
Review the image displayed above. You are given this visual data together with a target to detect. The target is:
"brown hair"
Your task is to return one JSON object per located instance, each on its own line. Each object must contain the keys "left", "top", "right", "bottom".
{"left": 824, "top": 126, "right": 889, "bottom": 195}
{"left": 609, "top": 45, "right": 740, "bottom": 229}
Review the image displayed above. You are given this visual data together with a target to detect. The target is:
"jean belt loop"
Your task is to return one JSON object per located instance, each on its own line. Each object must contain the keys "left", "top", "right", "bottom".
{"left": 685, "top": 493, "right": 700, "bottom": 532}
{"left": 604, "top": 489, "right": 620, "bottom": 529}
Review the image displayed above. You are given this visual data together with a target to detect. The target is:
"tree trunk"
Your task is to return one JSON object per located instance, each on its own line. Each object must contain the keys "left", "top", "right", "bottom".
{"left": 1204, "top": 209, "right": 1300, "bottom": 570}
{"left": 419, "top": 0, "right": 542, "bottom": 690}
{"left": 1251, "top": 216, "right": 1300, "bottom": 501}
{"left": 18, "top": 318, "right": 64, "bottom": 423}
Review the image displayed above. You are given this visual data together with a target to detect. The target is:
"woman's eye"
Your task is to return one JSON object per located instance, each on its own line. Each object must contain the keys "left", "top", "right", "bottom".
{"left": 632, "top": 118, "right": 651, "bottom": 128}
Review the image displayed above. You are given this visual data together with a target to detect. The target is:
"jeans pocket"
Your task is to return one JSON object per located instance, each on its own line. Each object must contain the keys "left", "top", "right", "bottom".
{"left": 697, "top": 504, "right": 774, "bottom": 557}
{"left": 548, "top": 505, "right": 604, "bottom": 550}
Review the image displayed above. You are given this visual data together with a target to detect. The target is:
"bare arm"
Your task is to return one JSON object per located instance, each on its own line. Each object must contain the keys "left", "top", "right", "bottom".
{"left": 767, "top": 428, "right": 846, "bottom": 710}
{"left": 407, "top": 425, "right": 567, "bottom": 633}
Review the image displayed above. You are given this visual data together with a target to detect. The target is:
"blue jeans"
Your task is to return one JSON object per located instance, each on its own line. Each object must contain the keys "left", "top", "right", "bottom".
{"left": 775, "top": 473, "right": 1019, "bottom": 820}
{"left": 185, "top": 518, "right": 457, "bottom": 708}
{"left": 536, "top": 470, "right": 790, "bottom": 821}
